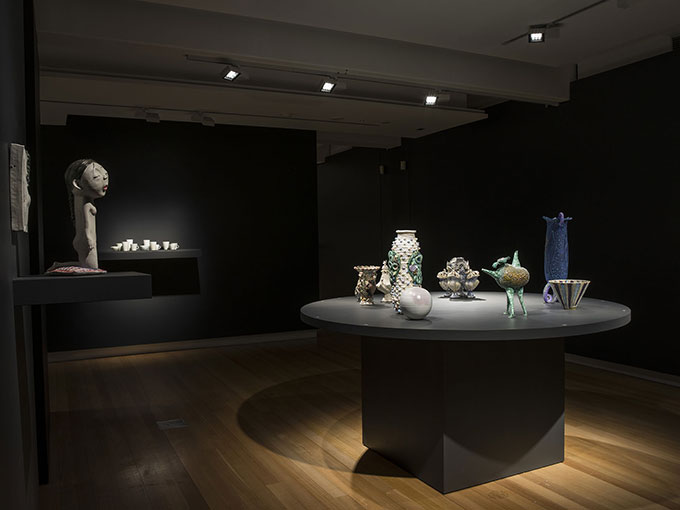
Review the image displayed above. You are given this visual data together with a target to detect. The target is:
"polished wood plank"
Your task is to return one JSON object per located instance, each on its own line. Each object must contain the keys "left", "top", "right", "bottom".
{"left": 40, "top": 332, "right": 680, "bottom": 510}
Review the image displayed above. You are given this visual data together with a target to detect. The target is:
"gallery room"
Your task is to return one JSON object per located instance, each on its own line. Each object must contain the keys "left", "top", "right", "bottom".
{"left": 1, "top": 0, "right": 679, "bottom": 508}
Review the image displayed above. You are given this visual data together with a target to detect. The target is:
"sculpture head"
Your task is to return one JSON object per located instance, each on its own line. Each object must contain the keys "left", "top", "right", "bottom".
{"left": 65, "top": 159, "right": 109, "bottom": 220}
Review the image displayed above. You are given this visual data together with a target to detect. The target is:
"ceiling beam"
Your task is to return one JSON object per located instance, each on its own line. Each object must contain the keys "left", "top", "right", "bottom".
{"left": 36, "top": 0, "right": 572, "bottom": 104}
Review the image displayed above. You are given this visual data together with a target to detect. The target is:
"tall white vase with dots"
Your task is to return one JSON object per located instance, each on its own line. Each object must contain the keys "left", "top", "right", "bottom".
{"left": 387, "top": 230, "right": 423, "bottom": 313}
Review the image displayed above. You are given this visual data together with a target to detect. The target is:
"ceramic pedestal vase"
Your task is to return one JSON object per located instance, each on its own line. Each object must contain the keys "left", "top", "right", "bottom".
{"left": 387, "top": 230, "right": 422, "bottom": 313}
{"left": 354, "top": 265, "right": 380, "bottom": 305}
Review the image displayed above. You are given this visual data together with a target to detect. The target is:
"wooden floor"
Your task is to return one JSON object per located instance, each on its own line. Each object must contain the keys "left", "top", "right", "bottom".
{"left": 40, "top": 333, "right": 680, "bottom": 510}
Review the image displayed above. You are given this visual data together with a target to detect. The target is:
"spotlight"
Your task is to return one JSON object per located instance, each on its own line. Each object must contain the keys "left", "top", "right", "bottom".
{"left": 528, "top": 26, "right": 546, "bottom": 43}
{"left": 222, "top": 65, "right": 242, "bottom": 81}
{"left": 425, "top": 95, "right": 438, "bottom": 106}
{"left": 320, "top": 78, "right": 337, "bottom": 93}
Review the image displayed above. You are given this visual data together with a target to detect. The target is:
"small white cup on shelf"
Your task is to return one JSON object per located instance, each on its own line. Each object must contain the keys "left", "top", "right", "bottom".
{"left": 122, "top": 241, "right": 131, "bottom": 252}
{"left": 131, "top": 243, "right": 139, "bottom": 251}
{"left": 150, "top": 241, "right": 159, "bottom": 251}
{"left": 126, "top": 238, "right": 133, "bottom": 244}
{"left": 162, "top": 241, "right": 170, "bottom": 250}
{"left": 170, "top": 243, "right": 179, "bottom": 250}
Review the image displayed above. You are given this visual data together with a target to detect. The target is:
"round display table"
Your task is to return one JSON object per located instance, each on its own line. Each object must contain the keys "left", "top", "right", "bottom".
{"left": 301, "top": 292, "right": 630, "bottom": 493}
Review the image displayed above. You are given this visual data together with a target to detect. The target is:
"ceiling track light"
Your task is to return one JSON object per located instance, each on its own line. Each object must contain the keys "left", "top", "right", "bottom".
{"left": 222, "top": 64, "right": 248, "bottom": 81}
{"left": 191, "top": 112, "right": 216, "bottom": 127}
{"left": 425, "top": 94, "right": 438, "bottom": 106}
{"left": 528, "top": 25, "right": 546, "bottom": 43}
{"left": 145, "top": 110, "right": 160, "bottom": 123}
{"left": 319, "top": 77, "right": 348, "bottom": 94}
{"left": 320, "top": 77, "right": 337, "bottom": 93}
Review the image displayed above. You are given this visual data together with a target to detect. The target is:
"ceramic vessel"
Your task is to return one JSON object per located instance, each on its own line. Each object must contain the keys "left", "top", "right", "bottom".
{"left": 400, "top": 287, "right": 432, "bottom": 320}
{"left": 549, "top": 279, "right": 590, "bottom": 309}
{"left": 354, "top": 265, "right": 381, "bottom": 305}
{"left": 543, "top": 212, "right": 572, "bottom": 303}
{"left": 376, "top": 260, "right": 394, "bottom": 303}
{"left": 437, "top": 270, "right": 452, "bottom": 297}
{"left": 387, "top": 230, "right": 422, "bottom": 313}
{"left": 481, "top": 251, "right": 530, "bottom": 318}
{"left": 441, "top": 257, "right": 480, "bottom": 299}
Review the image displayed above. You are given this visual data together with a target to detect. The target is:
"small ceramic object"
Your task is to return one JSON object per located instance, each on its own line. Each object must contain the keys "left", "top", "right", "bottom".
{"left": 387, "top": 229, "right": 422, "bottom": 313}
{"left": 440, "top": 257, "right": 480, "bottom": 299}
{"left": 549, "top": 279, "right": 590, "bottom": 309}
{"left": 400, "top": 287, "right": 432, "bottom": 320}
{"left": 354, "top": 265, "right": 381, "bottom": 305}
{"left": 170, "top": 242, "right": 180, "bottom": 250}
{"left": 482, "top": 250, "right": 530, "bottom": 318}
{"left": 437, "top": 270, "right": 451, "bottom": 297}
{"left": 543, "top": 212, "right": 572, "bottom": 303}
{"left": 162, "top": 241, "right": 170, "bottom": 250}
{"left": 150, "top": 241, "right": 159, "bottom": 250}
{"left": 131, "top": 243, "right": 139, "bottom": 251}
{"left": 126, "top": 238, "right": 133, "bottom": 244}
{"left": 110, "top": 244, "right": 121, "bottom": 251}
{"left": 376, "top": 260, "right": 394, "bottom": 303}
{"left": 141, "top": 244, "right": 150, "bottom": 250}
{"left": 122, "top": 241, "right": 131, "bottom": 252}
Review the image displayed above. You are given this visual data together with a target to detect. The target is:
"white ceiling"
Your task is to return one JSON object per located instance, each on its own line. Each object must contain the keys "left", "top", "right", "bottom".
{"left": 35, "top": 0, "right": 680, "bottom": 152}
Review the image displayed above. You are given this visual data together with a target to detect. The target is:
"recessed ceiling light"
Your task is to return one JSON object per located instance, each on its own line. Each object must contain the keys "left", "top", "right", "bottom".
{"left": 425, "top": 95, "right": 438, "bottom": 106}
{"left": 222, "top": 65, "right": 242, "bottom": 81}
{"left": 320, "top": 79, "right": 337, "bottom": 93}
{"left": 528, "top": 26, "right": 546, "bottom": 43}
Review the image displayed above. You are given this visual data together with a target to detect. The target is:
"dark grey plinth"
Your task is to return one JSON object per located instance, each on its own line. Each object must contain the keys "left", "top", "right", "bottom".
{"left": 301, "top": 292, "right": 630, "bottom": 493}
{"left": 13, "top": 271, "right": 152, "bottom": 305}
{"left": 362, "top": 336, "right": 564, "bottom": 493}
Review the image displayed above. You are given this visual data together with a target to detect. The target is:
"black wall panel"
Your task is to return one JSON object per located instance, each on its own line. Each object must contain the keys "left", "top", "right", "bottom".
{"left": 318, "top": 51, "right": 680, "bottom": 376}
{"left": 41, "top": 117, "right": 318, "bottom": 351}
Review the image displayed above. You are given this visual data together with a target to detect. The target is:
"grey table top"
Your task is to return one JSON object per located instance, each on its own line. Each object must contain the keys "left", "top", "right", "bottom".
{"left": 300, "top": 292, "right": 631, "bottom": 341}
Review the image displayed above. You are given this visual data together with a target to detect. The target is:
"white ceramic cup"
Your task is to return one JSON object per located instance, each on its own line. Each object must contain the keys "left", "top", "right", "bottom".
{"left": 170, "top": 243, "right": 179, "bottom": 250}
{"left": 150, "top": 241, "right": 159, "bottom": 250}
{"left": 162, "top": 241, "right": 170, "bottom": 250}
{"left": 142, "top": 239, "right": 150, "bottom": 247}
{"left": 126, "top": 238, "right": 133, "bottom": 244}
{"left": 131, "top": 243, "right": 139, "bottom": 251}
{"left": 122, "top": 241, "right": 131, "bottom": 252}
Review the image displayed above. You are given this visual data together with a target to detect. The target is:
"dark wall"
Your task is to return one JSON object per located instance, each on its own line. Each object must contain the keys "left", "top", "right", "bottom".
{"left": 319, "top": 51, "right": 680, "bottom": 376}
{"left": 1, "top": 0, "right": 39, "bottom": 507}
{"left": 41, "top": 117, "right": 318, "bottom": 351}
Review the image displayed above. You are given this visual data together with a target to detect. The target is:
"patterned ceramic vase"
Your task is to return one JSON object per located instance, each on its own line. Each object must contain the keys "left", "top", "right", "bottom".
{"left": 543, "top": 212, "right": 572, "bottom": 303}
{"left": 549, "top": 279, "right": 590, "bottom": 309}
{"left": 354, "top": 265, "right": 381, "bottom": 305}
{"left": 387, "top": 230, "right": 422, "bottom": 313}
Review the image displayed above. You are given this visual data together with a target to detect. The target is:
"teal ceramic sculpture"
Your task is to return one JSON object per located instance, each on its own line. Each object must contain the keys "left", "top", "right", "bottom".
{"left": 482, "top": 251, "right": 530, "bottom": 318}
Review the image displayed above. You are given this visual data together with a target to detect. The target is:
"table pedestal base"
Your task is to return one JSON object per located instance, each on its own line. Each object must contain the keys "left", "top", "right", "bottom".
{"left": 361, "top": 336, "right": 565, "bottom": 493}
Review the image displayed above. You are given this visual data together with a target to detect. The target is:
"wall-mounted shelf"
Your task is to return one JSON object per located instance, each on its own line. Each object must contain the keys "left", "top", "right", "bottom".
{"left": 13, "top": 271, "right": 152, "bottom": 306}
{"left": 99, "top": 249, "right": 202, "bottom": 260}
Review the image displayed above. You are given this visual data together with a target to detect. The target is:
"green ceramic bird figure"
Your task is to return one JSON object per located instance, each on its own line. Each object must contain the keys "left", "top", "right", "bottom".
{"left": 482, "top": 250, "right": 530, "bottom": 318}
